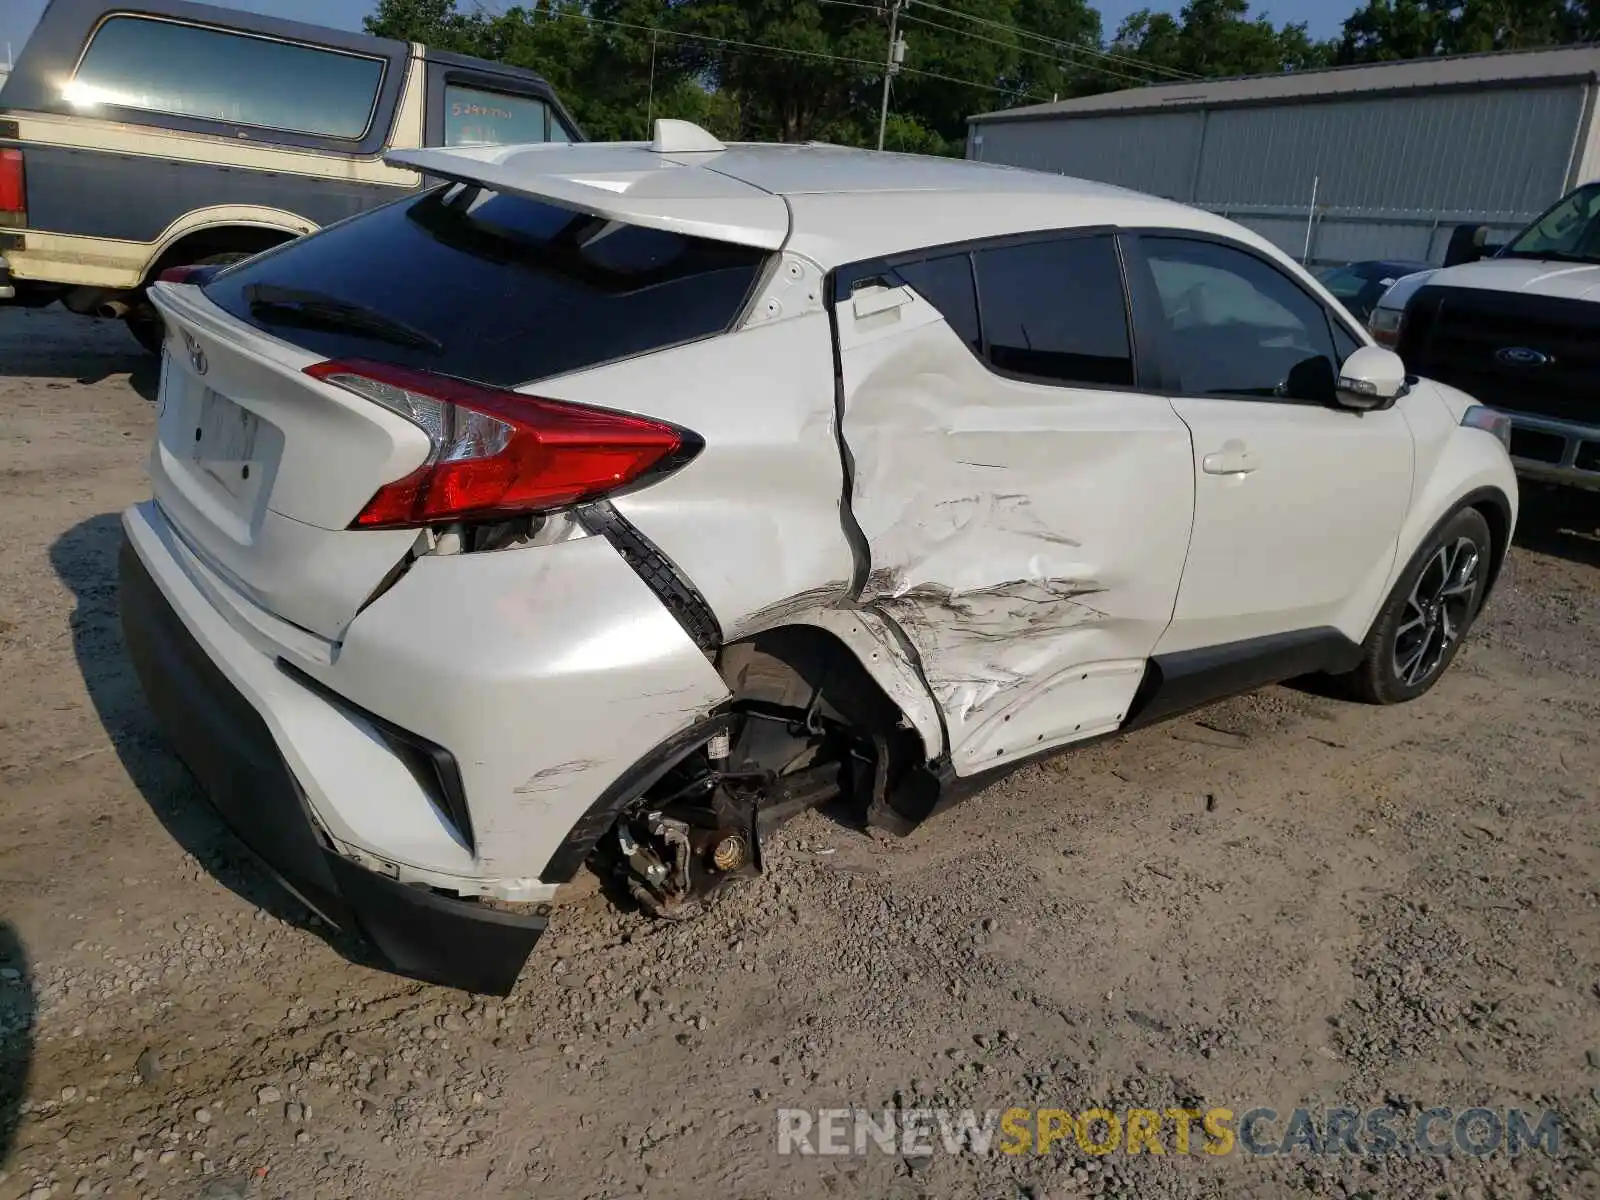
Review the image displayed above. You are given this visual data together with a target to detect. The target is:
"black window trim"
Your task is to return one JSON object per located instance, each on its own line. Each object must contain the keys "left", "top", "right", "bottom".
{"left": 70, "top": 10, "right": 391, "bottom": 145}
{"left": 830, "top": 224, "right": 1161, "bottom": 395}
{"left": 1122, "top": 226, "right": 1372, "bottom": 409}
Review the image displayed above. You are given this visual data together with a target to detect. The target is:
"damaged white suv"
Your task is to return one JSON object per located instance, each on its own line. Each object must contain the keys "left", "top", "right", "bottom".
{"left": 121, "top": 122, "right": 1518, "bottom": 994}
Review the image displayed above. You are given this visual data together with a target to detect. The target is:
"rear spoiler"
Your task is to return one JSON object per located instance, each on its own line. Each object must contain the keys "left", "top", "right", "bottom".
{"left": 385, "top": 136, "right": 790, "bottom": 251}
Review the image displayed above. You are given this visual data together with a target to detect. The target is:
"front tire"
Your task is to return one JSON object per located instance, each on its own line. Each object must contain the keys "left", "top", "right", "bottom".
{"left": 125, "top": 309, "right": 166, "bottom": 355}
{"left": 1344, "top": 506, "right": 1493, "bottom": 705}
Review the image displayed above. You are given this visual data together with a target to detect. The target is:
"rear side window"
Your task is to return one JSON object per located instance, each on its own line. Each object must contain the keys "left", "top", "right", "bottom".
{"left": 203, "top": 184, "right": 770, "bottom": 387}
{"left": 71, "top": 16, "right": 384, "bottom": 138}
{"left": 886, "top": 233, "right": 1134, "bottom": 388}
{"left": 446, "top": 85, "right": 568, "bottom": 146}
{"left": 894, "top": 255, "right": 980, "bottom": 355}
{"left": 974, "top": 235, "right": 1134, "bottom": 388}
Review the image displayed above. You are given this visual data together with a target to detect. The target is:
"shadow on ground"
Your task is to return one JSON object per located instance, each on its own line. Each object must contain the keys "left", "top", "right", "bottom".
{"left": 1513, "top": 484, "right": 1600, "bottom": 569}
{"left": 0, "top": 921, "right": 33, "bottom": 1170}
{"left": 0, "top": 306, "right": 159, "bottom": 399}
{"left": 49, "top": 513, "right": 379, "bottom": 972}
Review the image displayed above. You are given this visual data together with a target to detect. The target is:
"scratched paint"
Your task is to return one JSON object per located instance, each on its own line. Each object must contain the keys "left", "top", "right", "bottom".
{"left": 514, "top": 759, "right": 601, "bottom": 798}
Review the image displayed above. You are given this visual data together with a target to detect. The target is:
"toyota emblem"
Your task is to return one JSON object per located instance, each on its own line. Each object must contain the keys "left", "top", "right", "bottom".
{"left": 182, "top": 330, "right": 208, "bottom": 375}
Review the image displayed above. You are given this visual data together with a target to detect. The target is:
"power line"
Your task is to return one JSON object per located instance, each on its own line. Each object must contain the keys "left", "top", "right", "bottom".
{"left": 899, "top": 10, "right": 1155, "bottom": 89}
{"left": 911, "top": 0, "right": 1202, "bottom": 81}
{"left": 544, "top": 7, "right": 1047, "bottom": 102}
{"left": 822, "top": 0, "right": 1187, "bottom": 84}
{"left": 822, "top": 0, "right": 1159, "bottom": 88}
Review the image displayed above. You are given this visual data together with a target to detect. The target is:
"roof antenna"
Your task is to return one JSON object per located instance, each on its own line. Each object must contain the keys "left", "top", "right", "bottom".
{"left": 651, "top": 119, "right": 725, "bottom": 154}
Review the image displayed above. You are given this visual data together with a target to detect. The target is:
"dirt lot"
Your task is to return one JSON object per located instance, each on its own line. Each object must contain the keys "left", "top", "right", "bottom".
{"left": 1, "top": 304, "right": 1598, "bottom": 1200}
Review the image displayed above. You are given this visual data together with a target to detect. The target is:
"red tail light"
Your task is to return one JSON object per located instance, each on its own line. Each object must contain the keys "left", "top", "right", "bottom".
{"left": 158, "top": 264, "right": 211, "bottom": 284}
{"left": 0, "top": 149, "right": 25, "bottom": 217}
{"left": 304, "top": 359, "right": 696, "bottom": 530}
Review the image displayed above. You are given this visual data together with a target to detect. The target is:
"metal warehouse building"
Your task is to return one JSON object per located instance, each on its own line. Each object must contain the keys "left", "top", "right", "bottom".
{"left": 966, "top": 47, "right": 1600, "bottom": 267}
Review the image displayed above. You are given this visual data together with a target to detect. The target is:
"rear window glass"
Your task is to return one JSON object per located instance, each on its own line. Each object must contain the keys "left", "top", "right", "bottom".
{"left": 974, "top": 235, "right": 1134, "bottom": 387}
{"left": 203, "top": 184, "right": 770, "bottom": 387}
{"left": 446, "top": 85, "right": 567, "bottom": 146}
{"left": 70, "top": 15, "right": 384, "bottom": 139}
{"left": 894, "top": 254, "right": 981, "bottom": 355}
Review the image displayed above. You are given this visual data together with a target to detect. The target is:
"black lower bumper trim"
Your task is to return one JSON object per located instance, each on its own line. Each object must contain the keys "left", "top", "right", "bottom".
{"left": 118, "top": 532, "right": 545, "bottom": 995}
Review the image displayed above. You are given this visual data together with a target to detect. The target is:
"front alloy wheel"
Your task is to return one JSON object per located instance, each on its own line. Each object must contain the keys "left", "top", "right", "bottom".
{"left": 1345, "top": 505, "right": 1493, "bottom": 705}
{"left": 1391, "top": 535, "right": 1481, "bottom": 688}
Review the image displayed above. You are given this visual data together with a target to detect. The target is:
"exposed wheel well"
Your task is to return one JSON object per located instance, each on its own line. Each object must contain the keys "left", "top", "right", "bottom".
{"left": 144, "top": 225, "right": 301, "bottom": 285}
{"left": 537, "top": 625, "right": 928, "bottom": 889}
{"left": 719, "top": 624, "right": 910, "bottom": 741}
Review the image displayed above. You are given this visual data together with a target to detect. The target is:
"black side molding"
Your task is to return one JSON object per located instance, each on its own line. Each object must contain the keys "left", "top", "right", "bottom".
{"left": 1121, "top": 627, "right": 1361, "bottom": 733}
{"left": 578, "top": 501, "right": 722, "bottom": 653}
{"left": 538, "top": 712, "right": 731, "bottom": 884}
{"left": 873, "top": 626, "right": 1362, "bottom": 837}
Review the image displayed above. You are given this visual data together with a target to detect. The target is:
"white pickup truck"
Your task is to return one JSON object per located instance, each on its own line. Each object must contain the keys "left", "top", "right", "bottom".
{"left": 1367, "top": 181, "right": 1600, "bottom": 491}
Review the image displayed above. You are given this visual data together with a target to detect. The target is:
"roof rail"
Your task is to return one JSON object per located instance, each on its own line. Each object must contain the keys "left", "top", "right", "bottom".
{"left": 651, "top": 119, "right": 726, "bottom": 154}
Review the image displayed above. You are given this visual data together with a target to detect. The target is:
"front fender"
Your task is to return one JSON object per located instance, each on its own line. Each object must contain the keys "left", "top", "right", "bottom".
{"left": 1385, "top": 381, "right": 1518, "bottom": 616}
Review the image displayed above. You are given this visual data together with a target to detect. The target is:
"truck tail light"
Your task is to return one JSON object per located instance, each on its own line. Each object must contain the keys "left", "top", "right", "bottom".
{"left": 0, "top": 149, "right": 25, "bottom": 221}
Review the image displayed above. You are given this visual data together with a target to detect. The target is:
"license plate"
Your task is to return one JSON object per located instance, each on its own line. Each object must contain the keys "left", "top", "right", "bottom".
{"left": 192, "top": 388, "right": 261, "bottom": 500}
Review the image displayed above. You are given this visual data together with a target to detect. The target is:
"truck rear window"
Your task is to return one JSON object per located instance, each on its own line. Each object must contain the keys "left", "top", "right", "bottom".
{"left": 71, "top": 16, "right": 385, "bottom": 139}
{"left": 202, "top": 184, "right": 771, "bottom": 387}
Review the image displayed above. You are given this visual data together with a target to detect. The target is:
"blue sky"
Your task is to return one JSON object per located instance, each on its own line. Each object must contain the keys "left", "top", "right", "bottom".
{"left": 2, "top": 0, "right": 1357, "bottom": 72}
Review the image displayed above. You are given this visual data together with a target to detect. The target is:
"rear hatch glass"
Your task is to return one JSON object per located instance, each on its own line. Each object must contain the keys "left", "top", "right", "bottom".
{"left": 202, "top": 183, "right": 772, "bottom": 387}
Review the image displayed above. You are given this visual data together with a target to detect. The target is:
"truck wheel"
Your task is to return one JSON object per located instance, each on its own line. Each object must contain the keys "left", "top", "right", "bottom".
{"left": 125, "top": 309, "right": 167, "bottom": 355}
{"left": 125, "top": 250, "right": 253, "bottom": 355}
{"left": 1344, "top": 506, "right": 1493, "bottom": 705}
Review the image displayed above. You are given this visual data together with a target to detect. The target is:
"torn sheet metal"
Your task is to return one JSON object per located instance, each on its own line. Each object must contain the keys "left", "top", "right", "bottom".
{"left": 834, "top": 288, "right": 1196, "bottom": 774}
{"left": 783, "top": 606, "right": 946, "bottom": 760}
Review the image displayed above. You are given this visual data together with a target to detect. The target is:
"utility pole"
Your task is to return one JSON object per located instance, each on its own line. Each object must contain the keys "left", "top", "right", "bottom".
{"left": 876, "top": 0, "right": 906, "bottom": 152}
{"left": 645, "top": 30, "right": 658, "bottom": 137}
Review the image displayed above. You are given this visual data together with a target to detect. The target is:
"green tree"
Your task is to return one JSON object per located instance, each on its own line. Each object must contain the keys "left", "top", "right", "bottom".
{"left": 1336, "top": 0, "right": 1595, "bottom": 62}
{"left": 1112, "top": 0, "right": 1333, "bottom": 77}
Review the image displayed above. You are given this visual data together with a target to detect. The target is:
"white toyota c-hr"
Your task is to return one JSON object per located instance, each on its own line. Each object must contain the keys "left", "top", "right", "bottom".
{"left": 120, "top": 122, "right": 1518, "bottom": 994}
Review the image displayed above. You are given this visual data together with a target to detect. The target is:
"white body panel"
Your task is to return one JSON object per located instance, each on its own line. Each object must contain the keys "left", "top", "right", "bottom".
{"left": 1381, "top": 381, "right": 1522, "bottom": 594}
{"left": 1409, "top": 257, "right": 1600, "bottom": 300}
{"left": 117, "top": 134, "right": 1520, "bottom": 948}
{"left": 835, "top": 287, "right": 1195, "bottom": 774}
{"left": 124, "top": 497, "right": 730, "bottom": 897}
{"left": 1372, "top": 256, "right": 1600, "bottom": 323}
{"left": 533, "top": 302, "right": 856, "bottom": 645}
{"left": 388, "top": 143, "right": 793, "bottom": 249}
{"left": 1158, "top": 398, "right": 1413, "bottom": 651}
{"left": 147, "top": 283, "right": 429, "bottom": 639}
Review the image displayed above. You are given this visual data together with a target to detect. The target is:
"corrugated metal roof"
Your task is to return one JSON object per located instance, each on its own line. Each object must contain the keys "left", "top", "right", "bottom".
{"left": 969, "top": 45, "right": 1600, "bottom": 125}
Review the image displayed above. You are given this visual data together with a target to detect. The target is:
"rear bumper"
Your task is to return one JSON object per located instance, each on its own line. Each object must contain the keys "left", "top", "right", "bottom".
{"left": 1503, "top": 411, "right": 1600, "bottom": 491}
{"left": 0, "top": 254, "right": 61, "bottom": 306}
{"left": 119, "top": 533, "right": 547, "bottom": 995}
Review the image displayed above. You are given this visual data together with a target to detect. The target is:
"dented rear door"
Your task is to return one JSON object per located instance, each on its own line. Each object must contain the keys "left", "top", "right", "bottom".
{"left": 833, "top": 231, "right": 1196, "bottom": 776}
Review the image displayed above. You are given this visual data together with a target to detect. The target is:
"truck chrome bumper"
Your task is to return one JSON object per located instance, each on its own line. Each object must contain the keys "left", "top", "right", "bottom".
{"left": 1501, "top": 411, "right": 1600, "bottom": 492}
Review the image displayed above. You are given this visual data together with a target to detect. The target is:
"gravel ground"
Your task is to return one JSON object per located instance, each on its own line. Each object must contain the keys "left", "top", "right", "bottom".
{"left": 1, "top": 305, "right": 1598, "bottom": 1200}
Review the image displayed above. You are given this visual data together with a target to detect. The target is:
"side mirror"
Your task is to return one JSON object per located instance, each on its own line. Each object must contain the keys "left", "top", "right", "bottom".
{"left": 1336, "top": 345, "right": 1409, "bottom": 411}
{"left": 1442, "top": 223, "right": 1490, "bottom": 267}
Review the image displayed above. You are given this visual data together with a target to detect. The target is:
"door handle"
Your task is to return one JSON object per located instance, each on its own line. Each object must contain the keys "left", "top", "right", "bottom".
{"left": 1202, "top": 443, "right": 1259, "bottom": 475}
